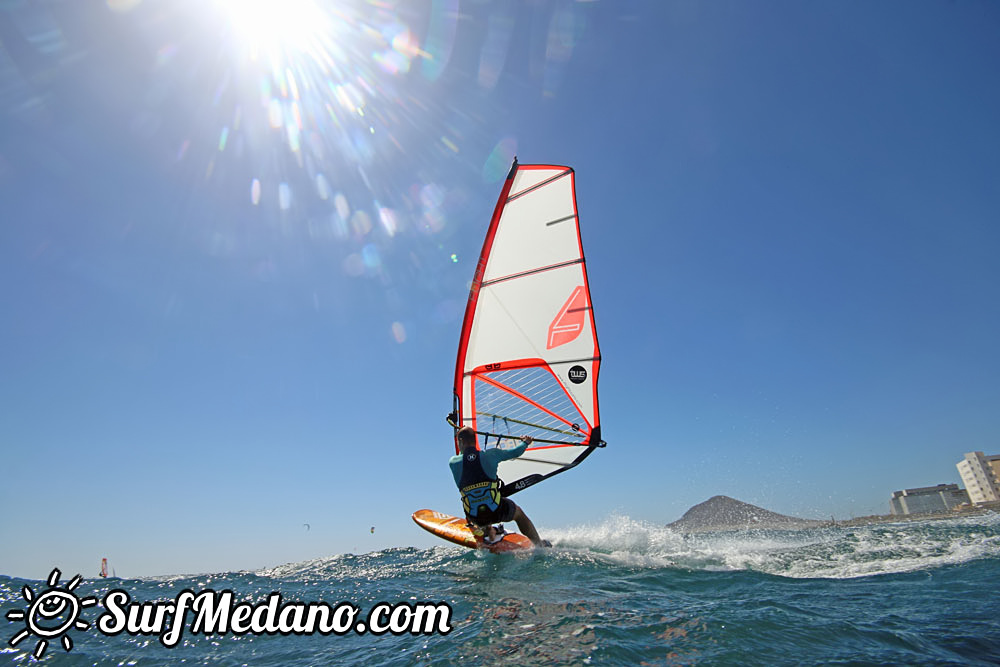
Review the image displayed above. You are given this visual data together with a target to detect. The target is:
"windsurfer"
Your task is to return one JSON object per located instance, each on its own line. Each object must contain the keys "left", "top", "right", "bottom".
{"left": 449, "top": 426, "right": 550, "bottom": 547}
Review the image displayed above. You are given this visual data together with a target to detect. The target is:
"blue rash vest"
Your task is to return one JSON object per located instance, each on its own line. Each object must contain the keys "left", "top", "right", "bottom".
{"left": 449, "top": 440, "right": 528, "bottom": 519}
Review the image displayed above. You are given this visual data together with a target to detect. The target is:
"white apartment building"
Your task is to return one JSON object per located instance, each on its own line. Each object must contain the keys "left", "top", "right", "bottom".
{"left": 956, "top": 451, "right": 1000, "bottom": 504}
{"left": 889, "top": 484, "right": 969, "bottom": 516}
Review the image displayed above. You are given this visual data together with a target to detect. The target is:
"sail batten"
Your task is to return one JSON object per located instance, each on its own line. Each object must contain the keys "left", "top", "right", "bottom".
{"left": 481, "top": 258, "right": 585, "bottom": 287}
{"left": 452, "top": 160, "right": 603, "bottom": 495}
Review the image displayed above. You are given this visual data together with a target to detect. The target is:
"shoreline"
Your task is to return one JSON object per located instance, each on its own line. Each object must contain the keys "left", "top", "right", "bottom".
{"left": 670, "top": 504, "right": 999, "bottom": 534}
{"left": 833, "top": 503, "right": 998, "bottom": 527}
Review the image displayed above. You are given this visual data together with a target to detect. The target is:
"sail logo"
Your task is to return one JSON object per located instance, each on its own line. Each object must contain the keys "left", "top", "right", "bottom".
{"left": 513, "top": 475, "right": 542, "bottom": 491}
{"left": 568, "top": 366, "right": 588, "bottom": 384}
{"left": 547, "top": 286, "right": 588, "bottom": 349}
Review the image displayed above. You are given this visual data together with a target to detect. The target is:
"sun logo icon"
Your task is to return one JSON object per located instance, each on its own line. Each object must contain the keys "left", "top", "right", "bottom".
{"left": 6, "top": 568, "right": 98, "bottom": 659}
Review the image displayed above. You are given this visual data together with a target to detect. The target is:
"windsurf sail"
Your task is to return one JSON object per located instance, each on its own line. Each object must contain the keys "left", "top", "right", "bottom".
{"left": 100, "top": 558, "right": 108, "bottom": 578}
{"left": 452, "top": 159, "right": 604, "bottom": 496}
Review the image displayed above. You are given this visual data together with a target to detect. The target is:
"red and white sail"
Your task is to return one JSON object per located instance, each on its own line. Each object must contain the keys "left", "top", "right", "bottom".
{"left": 453, "top": 160, "right": 603, "bottom": 495}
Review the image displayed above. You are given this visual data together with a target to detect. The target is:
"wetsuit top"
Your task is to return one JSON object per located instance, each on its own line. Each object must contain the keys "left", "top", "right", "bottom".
{"left": 449, "top": 440, "right": 528, "bottom": 519}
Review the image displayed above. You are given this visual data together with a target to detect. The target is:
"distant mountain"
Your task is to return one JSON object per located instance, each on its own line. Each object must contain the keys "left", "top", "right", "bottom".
{"left": 667, "top": 495, "right": 821, "bottom": 532}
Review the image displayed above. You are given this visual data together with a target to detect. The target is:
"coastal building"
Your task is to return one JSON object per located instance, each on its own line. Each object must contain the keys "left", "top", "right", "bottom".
{"left": 956, "top": 451, "right": 1000, "bottom": 504}
{"left": 889, "top": 484, "right": 969, "bottom": 516}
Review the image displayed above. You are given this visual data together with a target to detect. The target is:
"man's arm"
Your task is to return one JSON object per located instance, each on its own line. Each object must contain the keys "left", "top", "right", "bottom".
{"left": 495, "top": 436, "right": 533, "bottom": 462}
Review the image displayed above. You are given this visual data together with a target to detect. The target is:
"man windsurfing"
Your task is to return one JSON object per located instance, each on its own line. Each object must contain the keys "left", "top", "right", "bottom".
{"left": 449, "top": 426, "right": 550, "bottom": 547}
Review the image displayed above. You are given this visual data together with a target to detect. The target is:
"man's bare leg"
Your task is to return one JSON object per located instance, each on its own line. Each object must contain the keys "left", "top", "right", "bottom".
{"left": 511, "top": 504, "right": 548, "bottom": 547}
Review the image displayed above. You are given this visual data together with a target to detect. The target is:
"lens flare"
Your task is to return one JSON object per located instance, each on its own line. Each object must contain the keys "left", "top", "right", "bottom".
{"left": 391, "top": 321, "right": 406, "bottom": 343}
{"left": 99, "top": 0, "right": 591, "bottom": 331}
{"left": 278, "top": 182, "right": 292, "bottom": 210}
{"left": 106, "top": 0, "right": 141, "bottom": 13}
{"left": 483, "top": 137, "right": 517, "bottom": 183}
{"left": 478, "top": 5, "right": 515, "bottom": 90}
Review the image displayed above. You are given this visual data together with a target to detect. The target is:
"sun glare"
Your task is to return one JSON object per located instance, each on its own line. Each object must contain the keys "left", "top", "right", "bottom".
{"left": 176, "top": 0, "right": 466, "bottom": 292}
{"left": 218, "top": 0, "right": 332, "bottom": 60}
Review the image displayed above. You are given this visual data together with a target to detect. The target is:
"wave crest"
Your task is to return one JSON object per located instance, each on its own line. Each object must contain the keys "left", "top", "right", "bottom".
{"left": 543, "top": 512, "right": 1000, "bottom": 579}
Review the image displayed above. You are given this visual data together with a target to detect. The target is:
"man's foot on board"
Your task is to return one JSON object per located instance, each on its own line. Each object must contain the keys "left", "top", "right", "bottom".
{"left": 538, "top": 539, "right": 552, "bottom": 548}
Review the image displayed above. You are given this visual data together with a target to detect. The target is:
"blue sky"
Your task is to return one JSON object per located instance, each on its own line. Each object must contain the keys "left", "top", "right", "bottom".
{"left": 1, "top": 0, "right": 998, "bottom": 579}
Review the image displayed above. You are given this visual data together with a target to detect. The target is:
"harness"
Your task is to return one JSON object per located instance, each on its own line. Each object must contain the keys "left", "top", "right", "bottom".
{"left": 458, "top": 448, "right": 503, "bottom": 520}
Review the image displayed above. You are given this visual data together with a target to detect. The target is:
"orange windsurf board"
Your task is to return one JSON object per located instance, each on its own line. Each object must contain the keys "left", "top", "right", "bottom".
{"left": 412, "top": 509, "right": 533, "bottom": 553}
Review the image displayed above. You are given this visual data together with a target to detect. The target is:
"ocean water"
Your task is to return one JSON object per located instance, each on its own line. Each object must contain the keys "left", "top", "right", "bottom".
{"left": 3, "top": 513, "right": 999, "bottom": 665}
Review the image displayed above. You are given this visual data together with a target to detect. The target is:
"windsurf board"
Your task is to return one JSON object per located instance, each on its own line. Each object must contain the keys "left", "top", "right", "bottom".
{"left": 412, "top": 509, "right": 533, "bottom": 552}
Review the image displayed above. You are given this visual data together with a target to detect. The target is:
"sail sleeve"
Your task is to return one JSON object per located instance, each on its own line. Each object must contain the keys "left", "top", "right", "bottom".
{"left": 453, "top": 161, "right": 603, "bottom": 496}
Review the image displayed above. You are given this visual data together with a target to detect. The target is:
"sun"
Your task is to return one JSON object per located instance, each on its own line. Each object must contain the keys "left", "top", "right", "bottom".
{"left": 216, "top": 0, "right": 335, "bottom": 62}
{"left": 6, "top": 568, "right": 98, "bottom": 659}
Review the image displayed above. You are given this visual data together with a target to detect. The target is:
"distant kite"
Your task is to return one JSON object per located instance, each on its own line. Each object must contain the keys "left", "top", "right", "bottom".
{"left": 370, "top": 526, "right": 375, "bottom": 534}
{"left": 303, "top": 523, "right": 310, "bottom": 531}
